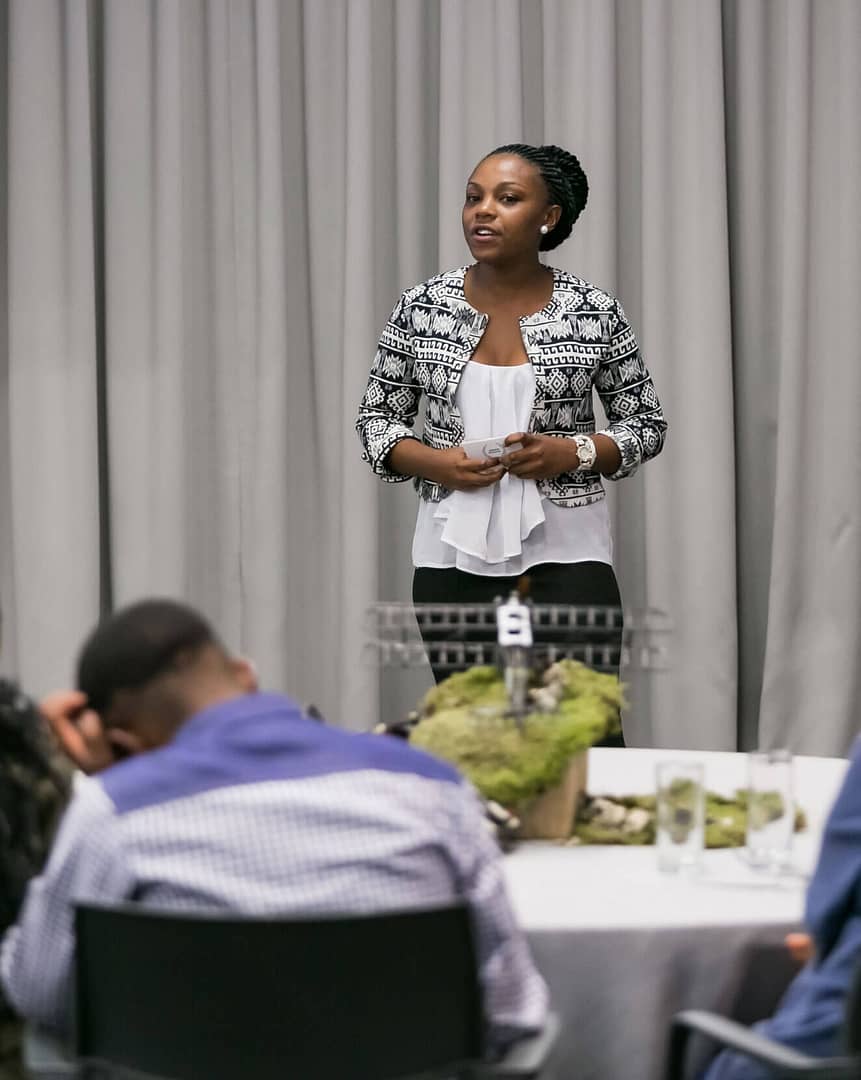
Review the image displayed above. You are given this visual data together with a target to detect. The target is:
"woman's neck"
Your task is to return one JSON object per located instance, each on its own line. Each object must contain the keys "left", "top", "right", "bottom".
{"left": 466, "top": 260, "right": 553, "bottom": 316}
{"left": 468, "top": 259, "right": 550, "bottom": 297}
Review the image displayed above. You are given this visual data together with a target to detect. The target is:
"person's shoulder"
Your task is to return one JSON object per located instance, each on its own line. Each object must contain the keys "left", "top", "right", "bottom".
{"left": 345, "top": 729, "right": 464, "bottom": 787}
{"left": 550, "top": 267, "right": 623, "bottom": 315}
{"left": 40, "top": 771, "right": 117, "bottom": 851}
{"left": 74, "top": 771, "right": 121, "bottom": 813}
{"left": 397, "top": 267, "right": 467, "bottom": 310}
{"left": 825, "top": 741, "right": 861, "bottom": 819}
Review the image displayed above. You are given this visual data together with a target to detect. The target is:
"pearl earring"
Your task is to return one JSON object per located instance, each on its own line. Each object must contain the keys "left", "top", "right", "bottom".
{"left": 540, "top": 224, "right": 549, "bottom": 235}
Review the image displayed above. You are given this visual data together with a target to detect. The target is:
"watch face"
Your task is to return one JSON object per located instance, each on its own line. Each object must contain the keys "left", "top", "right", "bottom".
{"left": 576, "top": 437, "right": 596, "bottom": 468}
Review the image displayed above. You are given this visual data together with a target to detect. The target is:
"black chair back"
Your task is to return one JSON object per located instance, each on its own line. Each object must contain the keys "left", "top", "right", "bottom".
{"left": 841, "top": 954, "right": 861, "bottom": 1055}
{"left": 74, "top": 902, "right": 483, "bottom": 1080}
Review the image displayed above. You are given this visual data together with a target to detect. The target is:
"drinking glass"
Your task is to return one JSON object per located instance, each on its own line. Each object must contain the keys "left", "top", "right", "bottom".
{"left": 655, "top": 761, "right": 705, "bottom": 873}
{"left": 746, "top": 749, "right": 794, "bottom": 871}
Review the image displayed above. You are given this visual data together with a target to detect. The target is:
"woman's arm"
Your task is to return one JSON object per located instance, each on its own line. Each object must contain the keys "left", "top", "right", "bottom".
{"left": 501, "top": 431, "right": 620, "bottom": 480}
{"left": 356, "top": 294, "right": 423, "bottom": 483}
{"left": 357, "top": 291, "right": 504, "bottom": 492}
{"left": 592, "top": 434, "right": 623, "bottom": 475}
{"left": 593, "top": 302, "right": 667, "bottom": 480}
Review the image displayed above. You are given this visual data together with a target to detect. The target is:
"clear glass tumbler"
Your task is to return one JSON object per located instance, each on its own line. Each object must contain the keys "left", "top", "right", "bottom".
{"left": 746, "top": 749, "right": 794, "bottom": 871}
{"left": 655, "top": 761, "right": 705, "bottom": 873}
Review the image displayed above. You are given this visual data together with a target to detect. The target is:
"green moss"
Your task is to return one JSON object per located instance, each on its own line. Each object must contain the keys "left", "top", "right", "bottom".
{"left": 575, "top": 818, "right": 654, "bottom": 845}
{"left": 410, "top": 661, "right": 624, "bottom": 808}
{"left": 572, "top": 790, "right": 805, "bottom": 848}
{"left": 418, "top": 666, "right": 506, "bottom": 714}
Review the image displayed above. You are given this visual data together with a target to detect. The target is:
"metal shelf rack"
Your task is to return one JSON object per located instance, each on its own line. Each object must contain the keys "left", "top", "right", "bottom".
{"left": 365, "top": 602, "right": 671, "bottom": 676}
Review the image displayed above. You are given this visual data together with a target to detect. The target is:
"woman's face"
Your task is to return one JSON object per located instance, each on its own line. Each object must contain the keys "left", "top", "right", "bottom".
{"left": 462, "top": 153, "right": 558, "bottom": 265}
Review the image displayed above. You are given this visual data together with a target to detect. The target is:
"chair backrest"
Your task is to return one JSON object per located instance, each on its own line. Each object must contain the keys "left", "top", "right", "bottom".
{"left": 841, "top": 953, "right": 861, "bottom": 1054}
{"left": 74, "top": 902, "right": 484, "bottom": 1080}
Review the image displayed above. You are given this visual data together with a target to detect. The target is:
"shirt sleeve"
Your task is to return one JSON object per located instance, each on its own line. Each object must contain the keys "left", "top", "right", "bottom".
{"left": 703, "top": 748, "right": 861, "bottom": 1080}
{"left": 355, "top": 292, "right": 423, "bottom": 482}
{"left": 593, "top": 301, "right": 667, "bottom": 480}
{"left": 446, "top": 781, "right": 549, "bottom": 1052}
{"left": 701, "top": 919, "right": 861, "bottom": 1080}
{"left": 0, "top": 774, "right": 134, "bottom": 1033}
{"left": 804, "top": 740, "right": 861, "bottom": 960}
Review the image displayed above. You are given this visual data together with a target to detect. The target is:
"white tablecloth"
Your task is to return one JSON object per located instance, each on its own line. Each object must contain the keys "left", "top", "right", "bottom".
{"left": 502, "top": 748, "right": 849, "bottom": 1080}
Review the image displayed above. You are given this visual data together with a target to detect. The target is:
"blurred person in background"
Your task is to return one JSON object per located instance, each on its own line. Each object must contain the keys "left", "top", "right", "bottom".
{"left": 1, "top": 598, "right": 547, "bottom": 1055}
{"left": 704, "top": 741, "right": 861, "bottom": 1078}
{"left": 0, "top": 609, "right": 71, "bottom": 1079}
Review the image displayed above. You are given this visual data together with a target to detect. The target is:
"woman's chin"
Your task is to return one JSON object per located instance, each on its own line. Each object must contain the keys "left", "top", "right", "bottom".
{"left": 466, "top": 245, "right": 503, "bottom": 266}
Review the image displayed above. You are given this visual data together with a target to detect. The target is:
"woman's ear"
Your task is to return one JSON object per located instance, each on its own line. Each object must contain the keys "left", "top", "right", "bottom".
{"left": 232, "top": 656, "right": 259, "bottom": 693}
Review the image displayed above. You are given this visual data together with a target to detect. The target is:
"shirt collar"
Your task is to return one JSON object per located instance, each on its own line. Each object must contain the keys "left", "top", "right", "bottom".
{"left": 173, "top": 691, "right": 306, "bottom": 745}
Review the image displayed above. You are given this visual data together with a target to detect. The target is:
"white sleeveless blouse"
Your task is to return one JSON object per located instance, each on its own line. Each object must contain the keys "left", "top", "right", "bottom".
{"left": 412, "top": 362, "right": 613, "bottom": 576}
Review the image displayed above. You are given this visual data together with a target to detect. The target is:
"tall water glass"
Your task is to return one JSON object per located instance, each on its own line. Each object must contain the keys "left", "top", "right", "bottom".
{"left": 746, "top": 749, "right": 794, "bottom": 871}
{"left": 655, "top": 761, "right": 705, "bottom": 873}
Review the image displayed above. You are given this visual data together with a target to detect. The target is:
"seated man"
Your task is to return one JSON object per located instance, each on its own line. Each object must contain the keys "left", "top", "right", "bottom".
{"left": 0, "top": 598, "right": 547, "bottom": 1052}
{"left": 0, "top": 678, "right": 70, "bottom": 1079}
{"left": 704, "top": 742, "right": 861, "bottom": 1078}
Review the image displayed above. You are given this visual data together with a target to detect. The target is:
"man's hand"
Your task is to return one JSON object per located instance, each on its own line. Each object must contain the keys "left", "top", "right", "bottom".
{"left": 425, "top": 447, "right": 505, "bottom": 491}
{"left": 39, "top": 690, "right": 116, "bottom": 774}
{"left": 502, "top": 432, "right": 577, "bottom": 480}
{"left": 785, "top": 933, "right": 814, "bottom": 965}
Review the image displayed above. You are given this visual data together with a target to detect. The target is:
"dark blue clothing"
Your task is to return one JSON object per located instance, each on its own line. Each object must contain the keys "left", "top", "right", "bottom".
{"left": 705, "top": 742, "right": 861, "bottom": 1079}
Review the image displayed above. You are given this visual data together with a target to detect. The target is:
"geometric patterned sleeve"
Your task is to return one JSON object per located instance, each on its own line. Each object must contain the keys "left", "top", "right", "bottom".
{"left": 356, "top": 292, "right": 423, "bottom": 483}
{"left": 593, "top": 301, "right": 667, "bottom": 480}
{"left": 446, "top": 781, "right": 549, "bottom": 1053}
{"left": 0, "top": 775, "right": 133, "bottom": 1034}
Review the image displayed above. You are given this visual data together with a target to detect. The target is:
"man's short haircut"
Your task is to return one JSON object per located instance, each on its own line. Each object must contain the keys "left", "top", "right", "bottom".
{"left": 77, "top": 599, "right": 220, "bottom": 716}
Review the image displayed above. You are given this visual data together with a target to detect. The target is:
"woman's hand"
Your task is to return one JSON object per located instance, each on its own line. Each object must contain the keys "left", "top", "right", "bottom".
{"left": 426, "top": 447, "right": 506, "bottom": 491}
{"left": 386, "top": 438, "right": 507, "bottom": 490}
{"left": 502, "top": 432, "right": 577, "bottom": 480}
{"left": 502, "top": 431, "right": 622, "bottom": 478}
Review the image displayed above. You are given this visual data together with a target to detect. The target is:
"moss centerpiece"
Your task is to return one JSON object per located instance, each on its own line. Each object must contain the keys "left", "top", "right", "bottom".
{"left": 410, "top": 660, "right": 624, "bottom": 837}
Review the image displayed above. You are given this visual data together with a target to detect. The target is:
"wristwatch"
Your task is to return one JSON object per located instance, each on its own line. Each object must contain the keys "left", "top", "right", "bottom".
{"left": 573, "top": 434, "right": 597, "bottom": 472}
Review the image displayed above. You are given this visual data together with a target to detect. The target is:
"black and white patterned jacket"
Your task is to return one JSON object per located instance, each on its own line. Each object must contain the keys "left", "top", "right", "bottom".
{"left": 357, "top": 266, "right": 667, "bottom": 507}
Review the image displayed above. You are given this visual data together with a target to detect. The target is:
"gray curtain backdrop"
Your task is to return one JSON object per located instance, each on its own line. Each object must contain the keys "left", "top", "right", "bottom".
{"left": 1, "top": 0, "right": 859, "bottom": 754}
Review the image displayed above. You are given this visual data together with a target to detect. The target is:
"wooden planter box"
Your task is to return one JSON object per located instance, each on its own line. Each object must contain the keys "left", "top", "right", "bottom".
{"left": 518, "top": 750, "right": 590, "bottom": 840}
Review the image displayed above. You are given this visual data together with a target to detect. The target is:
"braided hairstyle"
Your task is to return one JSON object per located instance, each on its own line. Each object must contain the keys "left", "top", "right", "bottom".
{"left": 0, "top": 680, "right": 70, "bottom": 933}
{"left": 0, "top": 683, "right": 70, "bottom": 1080}
{"left": 489, "top": 143, "right": 588, "bottom": 251}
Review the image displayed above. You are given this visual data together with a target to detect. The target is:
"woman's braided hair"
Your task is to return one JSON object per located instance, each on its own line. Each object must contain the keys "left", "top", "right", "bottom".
{"left": 0, "top": 681, "right": 70, "bottom": 932}
{"left": 490, "top": 143, "right": 588, "bottom": 251}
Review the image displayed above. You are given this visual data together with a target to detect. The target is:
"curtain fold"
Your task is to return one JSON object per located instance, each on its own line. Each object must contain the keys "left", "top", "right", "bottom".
{"left": 741, "top": 0, "right": 861, "bottom": 753}
{"left": 4, "top": 0, "right": 101, "bottom": 689}
{"left": 0, "top": 0, "right": 11, "bottom": 661}
{"left": 539, "top": 0, "right": 738, "bottom": 747}
{"left": 2, "top": 0, "right": 859, "bottom": 752}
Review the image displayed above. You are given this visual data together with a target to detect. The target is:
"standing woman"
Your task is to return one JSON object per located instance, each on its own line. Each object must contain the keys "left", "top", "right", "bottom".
{"left": 357, "top": 144, "right": 666, "bottom": 738}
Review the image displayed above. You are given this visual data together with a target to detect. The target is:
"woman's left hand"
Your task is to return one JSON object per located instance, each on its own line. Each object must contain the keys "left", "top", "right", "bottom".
{"left": 501, "top": 432, "right": 576, "bottom": 480}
